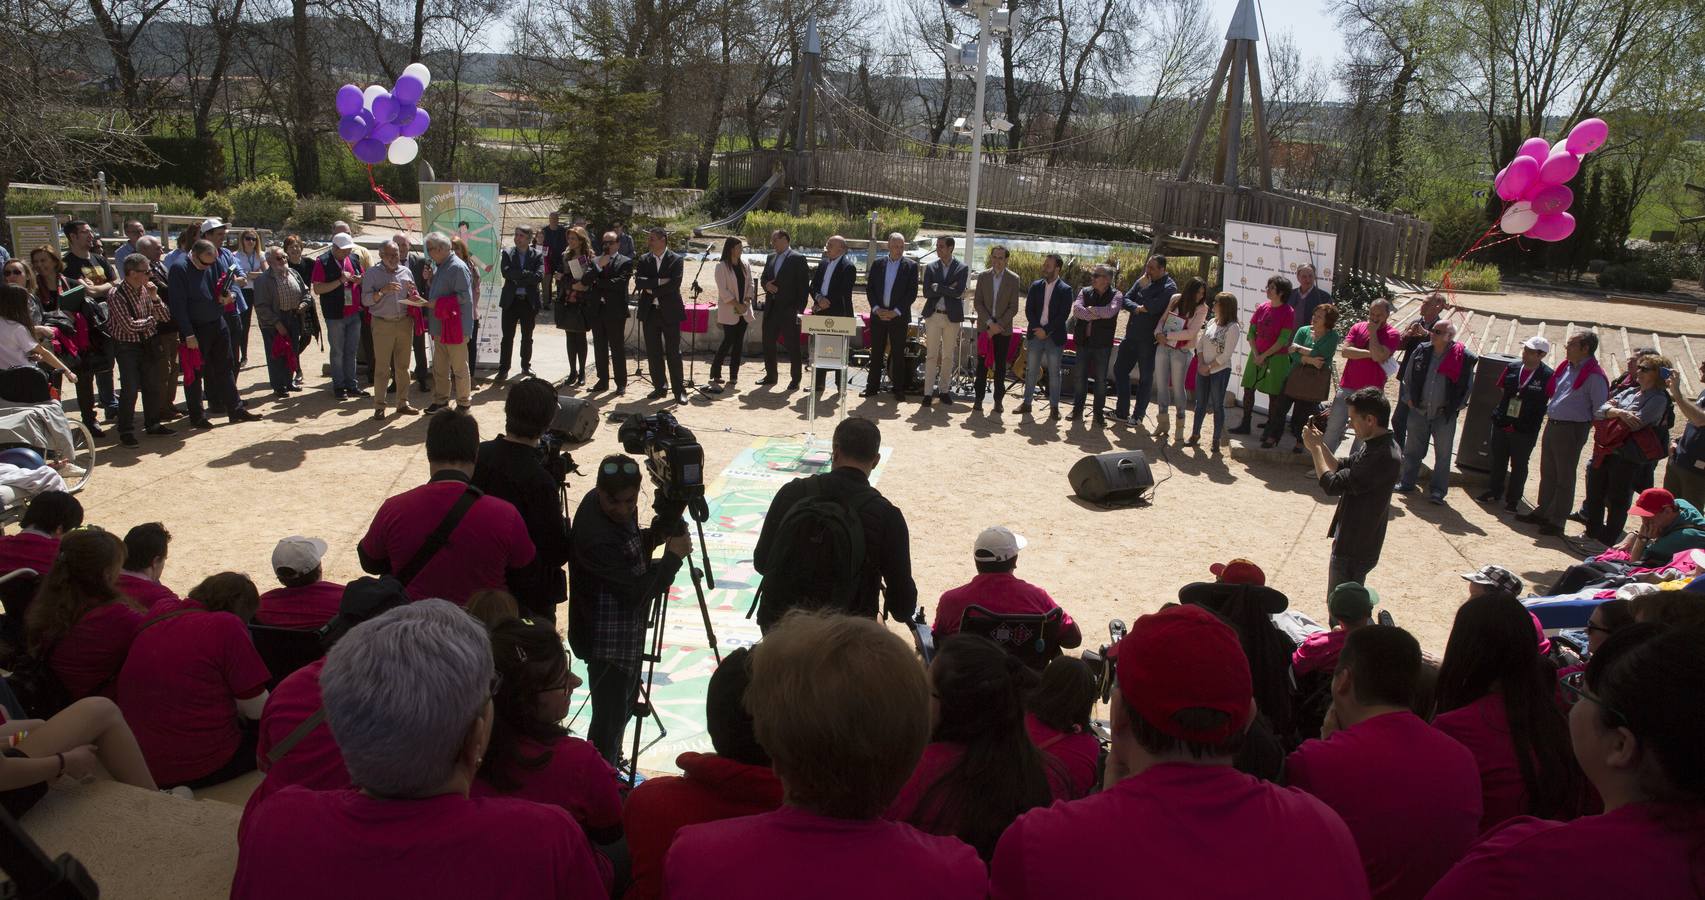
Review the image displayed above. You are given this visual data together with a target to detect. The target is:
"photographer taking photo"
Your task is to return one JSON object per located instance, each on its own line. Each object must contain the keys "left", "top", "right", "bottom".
{"left": 569, "top": 454, "right": 692, "bottom": 764}
{"left": 472, "top": 377, "right": 574, "bottom": 622}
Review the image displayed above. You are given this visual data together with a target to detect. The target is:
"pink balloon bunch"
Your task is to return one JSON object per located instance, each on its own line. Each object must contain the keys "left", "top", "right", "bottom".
{"left": 334, "top": 63, "right": 433, "bottom": 167}
{"left": 1493, "top": 118, "right": 1609, "bottom": 243}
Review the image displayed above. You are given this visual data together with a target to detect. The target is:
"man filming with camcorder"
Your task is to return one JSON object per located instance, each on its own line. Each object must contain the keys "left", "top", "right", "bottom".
{"left": 471, "top": 377, "right": 576, "bottom": 622}
{"left": 569, "top": 453, "right": 692, "bottom": 765}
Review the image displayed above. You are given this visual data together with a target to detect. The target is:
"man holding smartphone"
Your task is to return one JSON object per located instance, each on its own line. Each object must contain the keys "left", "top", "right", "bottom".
{"left": 1303, "top": 387, "right": 1402, "bottom": 595}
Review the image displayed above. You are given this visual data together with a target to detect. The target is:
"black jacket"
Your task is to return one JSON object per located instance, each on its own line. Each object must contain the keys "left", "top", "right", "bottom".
{"left": 471, "top": 438, "right": 571, "bottom": 615}
{"left": 1025, "top": 279, "right": 1074, "bottom": 347}
{"left": 1404, "top": 342, "right": 1480, "bottom": 414}
{"left": 313, "top": 249, "right": 364, "bottom": 321}
{"left": 865, "top": 255, "right": 919, "bottom": 317}
{"left": 1321, "top": 431, "right": 1402, "bottom": 563}
{"left": 810, "top": 255, "right": 857, "bottom": 317}
{"left": 762, "top": 248, "right": 811, "bottom": 316}
{"left": 591, "top": 253, "right": 632, "bottom": 321}
{"left": 921, "top": 257, "right": 969, "bottom": 322}
{"left": 566, "top": 489, "right": 682, "bottom": 661}
{"left": 1491, "top": 360, "right": 1554, "bottom": 434}
{"left": 499, "top": 246, "right": 544, "bottom": 311}
{"left": 752, "top": 467, "right": 916, "bottom": 628}
{"left": 634, "top": 250, "right": 685, "bottom": 324}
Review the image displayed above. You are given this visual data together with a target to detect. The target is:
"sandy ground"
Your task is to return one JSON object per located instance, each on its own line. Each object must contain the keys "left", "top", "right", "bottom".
{"left": 1445, "top": 283, "right": 1705, "bottom": 337}
{"left": 71, "top": 323, "right": 1593, "bottom": 659}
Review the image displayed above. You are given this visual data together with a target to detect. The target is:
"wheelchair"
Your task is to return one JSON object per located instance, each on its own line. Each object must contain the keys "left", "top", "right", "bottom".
{"left": 0, "top": 366, "right": 98, "bottom": 524}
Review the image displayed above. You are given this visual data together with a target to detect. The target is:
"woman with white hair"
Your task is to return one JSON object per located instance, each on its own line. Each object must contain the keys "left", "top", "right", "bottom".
{"left": 232, "top": 600, "right": 605, "bottom": 899}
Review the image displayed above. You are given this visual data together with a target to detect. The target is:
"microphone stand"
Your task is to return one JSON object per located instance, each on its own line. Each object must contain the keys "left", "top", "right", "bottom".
{"left": 686, "top": 240, "right": 715, "bottom": 395}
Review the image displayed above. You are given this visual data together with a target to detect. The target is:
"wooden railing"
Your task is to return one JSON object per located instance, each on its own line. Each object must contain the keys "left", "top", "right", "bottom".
{"left": 717, "top": 149, "right": 1434, "bottom": 283}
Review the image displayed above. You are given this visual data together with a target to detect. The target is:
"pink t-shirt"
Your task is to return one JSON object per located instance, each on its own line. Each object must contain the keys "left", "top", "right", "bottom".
{"left": 471, "top": 734, "right": 623, "bottom": 832}
{"left": 1340, "top": 322, "right": 1402, "bottom": 391}
{"left": 1250, "top": 301, "right": 1296, "bottom": 354}
{"left": 50, "top": 601, "right": 145, "bottom": 701}
{"left": 1292, "top": 629, "right": 1350, "bottom": 676}
{"left": 0, "top": 532, "right": 58, "bottom": 576}
{"left": 358, "top": 478, "right": 535, "bottom": 605}
{"left": 990, "top": 763, "right": 1368, "bottom": 900}
{"left": 933, "top": 572, "right": 1076, "bottom": 639}
{"left": 1287, "top": 711, "right": 1484, "bottom": 900}
{"left": 1024, "top": 714, "right": 1100, "bottom": 800}
{"left": 241, "top": 658, "right": 344, "bottom": 840}
{"left": 232, "top": 787, "right": 606, "bottom": 900}
{"left": 255, "top": 581, "right": 346, "bottom": 630}
{"left": 117, "top": 572, "right": 180, "bottom": 611}
{"left": 666, "top": 806, "right": 986, "bottom": 900}
{"left": 1426, "top": 803, "right": 1705, "bottom": 898}
{"left": 1431, "top": 694, "right": 1528, "bottom": 833}
{"left": 115, "top": 605, "right": 272, "bottom": 786}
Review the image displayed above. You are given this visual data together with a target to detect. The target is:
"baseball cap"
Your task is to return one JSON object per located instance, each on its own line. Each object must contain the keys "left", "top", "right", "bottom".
{"left": 331, "top": 233, "right": 356, "bottom": 250}
{"left": 1209, "top": 558, "right": 1265, "bottom": 586}
{"left": 973, "top": 526, "right": 1026, "bottom": 562}
{"left": 1629, "top": 488, "right": 1677, "bottom": 518}
{"left": 320, "top": 575, "right": 411, "bottom": 642}
{"left": 1328, "top": 582, "right": 1378, "bottom": 622}
{"left": 272, "top": 536, "right": 328, "bottom": 574}
{"left": 199, "top": 217, "right": 225, "bottom": 232}
{"left": 1461, "top": 564, "right": 1523, "bottom": 597}
{"left": 1110, "top": 605, "right": 1253, "bottom": 743}
{"left": 1522, "top": 335, "right": 1552, "bottom": 354}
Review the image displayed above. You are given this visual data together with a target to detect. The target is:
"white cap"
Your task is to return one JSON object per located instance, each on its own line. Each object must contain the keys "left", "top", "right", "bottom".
{"left": 199, "top": 217, "right": 225, "bottom": 232}
{"left": 331, "top": 233, "right": 356, "bottom": 250}
{"left": 974, "top": 526, "right": 1027, "bottom": 562}
{"left": 1522, "top": 335, "right": 1552, "bottom": 354}
{"left": 272, "top": 536, "right": 328, "bottom": 574}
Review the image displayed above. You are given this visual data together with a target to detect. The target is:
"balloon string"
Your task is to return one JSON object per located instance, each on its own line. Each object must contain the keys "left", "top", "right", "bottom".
{"left": 1435, "top": 207, "right": 1511, "bottom": 307}
{"left": 367, "top": 165, "right": 418, "bottom": 235}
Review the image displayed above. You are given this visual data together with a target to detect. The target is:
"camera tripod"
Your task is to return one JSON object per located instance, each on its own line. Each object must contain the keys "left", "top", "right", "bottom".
{"left": 623, "top": 492, "right": 721, "bottom": 785}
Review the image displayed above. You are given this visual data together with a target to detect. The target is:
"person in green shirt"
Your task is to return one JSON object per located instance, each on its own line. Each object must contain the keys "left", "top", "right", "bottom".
{"left": 1263, "top": 304, "right": 1341, "bottom": 452}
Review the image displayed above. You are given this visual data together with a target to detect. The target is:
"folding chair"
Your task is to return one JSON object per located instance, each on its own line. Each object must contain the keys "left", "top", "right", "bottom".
{"left": 248, "top": 623, "right": 326, "bottom": 690}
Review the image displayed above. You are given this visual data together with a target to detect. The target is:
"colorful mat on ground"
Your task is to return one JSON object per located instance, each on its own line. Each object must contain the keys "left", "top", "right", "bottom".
{"left": 566, "top": 436, "right": 891, "bottom": 773}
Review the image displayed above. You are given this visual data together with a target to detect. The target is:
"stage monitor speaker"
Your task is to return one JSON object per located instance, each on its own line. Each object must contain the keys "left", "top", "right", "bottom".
{"left": 1457, "top": 352, "right": 1517, "bottom": 472}
{"left": 1069, "top": 450, "right": 1154, "bottom": 503}
{"left": 552, "top": 396, "right": 600, "bottom": 443}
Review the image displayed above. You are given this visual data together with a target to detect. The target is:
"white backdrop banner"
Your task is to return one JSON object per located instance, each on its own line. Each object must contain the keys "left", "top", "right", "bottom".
{"left": 1221, "top": 219, "right": 1337, "bottom": 411}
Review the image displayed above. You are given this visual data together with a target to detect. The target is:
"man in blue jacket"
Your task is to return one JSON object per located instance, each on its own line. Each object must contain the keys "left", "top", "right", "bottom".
{"left": 1018, "top": 254, "right": 1074, "bottom": 421}
{"left": 863, "top": 232, "right": 919, "bottom": 400}
{"left": 1479, "top": 335, "right": 1553, "bottom": 512}
{"left": 496, "top": 224, "right": 544, "bottom": 382}
{"left": 1396, "top": 320, "right": 1478, "bottom": 504}
{"left": 167, "top": 239, "right": 260, "bottom": 427}
{"left": 919, "top": 235, "right": 968, "bottom": 408}
{"left": 1112, "top": 254, "right": 1178, "bottom": 427}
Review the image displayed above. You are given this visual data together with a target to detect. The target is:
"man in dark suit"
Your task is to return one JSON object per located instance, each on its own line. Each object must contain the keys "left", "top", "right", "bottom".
{"left": 634, "top": 226, "right": 686, "bottom": 402}
{"left": 809, "top": 234, "right": 858, "bottom": 394}
{"left": 496, "top": 225, "right": 544, "bottom": 382}
{"left": 167, "top": 239, "right": 261, "bottom": 426}
{"left": 589, "top": 230, "right": 633, "bottom": 395}
{"left": 1288, "top": 264, "right": 1333, "bottom": 335}
{"left": 919, "top": 235, "right": 969, "bottom": 408}
{"left": 863, "top": 232, "right": 919, "bottom": 400}
{"left": 758, "top": 228, "right": 810, "bottom": 390}
{"left": 1018, "top": 253, "right": 1073, "bottom": 420}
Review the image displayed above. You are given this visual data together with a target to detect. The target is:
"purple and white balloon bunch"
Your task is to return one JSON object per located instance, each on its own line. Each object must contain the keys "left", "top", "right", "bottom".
{"left": 1492, "top": 118, "right": 1609, "bottom": 243}
{"left": 335, "top": 63, "right": 433, "bottom": 166}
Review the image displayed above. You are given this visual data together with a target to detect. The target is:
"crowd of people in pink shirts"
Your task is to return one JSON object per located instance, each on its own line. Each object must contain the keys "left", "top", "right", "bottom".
{"left": 0, "top": 478, "right": 1700, "bottom": 897}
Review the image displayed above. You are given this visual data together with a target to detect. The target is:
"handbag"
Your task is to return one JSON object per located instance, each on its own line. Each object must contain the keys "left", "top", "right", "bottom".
{"left": 1283, "top": 360, "right": 1332, "bottom": 402}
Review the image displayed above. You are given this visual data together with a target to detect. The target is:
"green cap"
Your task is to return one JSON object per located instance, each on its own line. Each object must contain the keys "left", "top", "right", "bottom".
{"left": 1329, "top": 582, "right": 1378, "bottom": 622}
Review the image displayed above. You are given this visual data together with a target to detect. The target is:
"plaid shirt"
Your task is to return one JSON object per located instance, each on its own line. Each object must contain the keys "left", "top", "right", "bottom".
{"left": 106, "top": 281, "right": 171, "bottom": 343}
{"left": 588, "top": 526, "right": 651, "bottom": 665}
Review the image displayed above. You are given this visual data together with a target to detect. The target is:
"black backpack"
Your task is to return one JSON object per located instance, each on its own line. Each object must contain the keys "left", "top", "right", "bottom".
{"left": 4, "top": 649, "right": 72, "bottom": 719}
{"left": 751, "top": 478, "right": 879, "bottom": 628}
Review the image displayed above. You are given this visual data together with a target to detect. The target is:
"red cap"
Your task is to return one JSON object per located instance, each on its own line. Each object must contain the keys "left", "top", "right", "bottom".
{"left": 1111, "top": 605, "right": 1253, "bottom": 743}
{"left": 1629, "top": 488, "right": 1677, "bottom": 518}
{"left": 1209, "top": 558, "right": 1265, "bottom": 586}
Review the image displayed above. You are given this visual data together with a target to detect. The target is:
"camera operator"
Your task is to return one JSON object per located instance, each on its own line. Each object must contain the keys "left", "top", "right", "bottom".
{"left": 569, "top": 454, "right": 692, "bottom": 764}
{"left": 471, "top": 377, "right": 573, "bottom": 622}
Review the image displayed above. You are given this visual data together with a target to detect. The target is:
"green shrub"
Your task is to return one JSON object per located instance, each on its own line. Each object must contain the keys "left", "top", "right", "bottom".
{"left": 1002, "top": 247, "right": 1211, "bottom": 291}
{"left": 229, "top": 175, "right": 297, "bottom": 229}
{"left": 285, "top": 196, "right": 352, "bottom": 235}
{"left": 1598, "top": 264, "right": 1673, "bottom": 293}
{"left": 1423, "top": 260, "right": 1501, "bottom": 292}
{"left": 1333, "top": 268, "right": 1396, "bottom": 330}
{"left": 1636, "top": 243, "right": 1703, "bottom": 283}
{"left": 1421, "top": 199, "right": 1491, "bottom": 265}
{"left": 6, "top": 185, "right": 205, "bottom": 220}
{"left": 740, "top": 206, "right": 923, "bottom": 248}
{"left": 870, "top": 207, "right": 922, "bottom": 242}
{"left": 201, "top": 191, "right": 234, "bottom": 223}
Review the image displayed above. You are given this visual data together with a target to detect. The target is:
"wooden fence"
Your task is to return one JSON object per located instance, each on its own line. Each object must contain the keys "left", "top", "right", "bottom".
{"left": 718, "top": 148, "right": 1433, "bottom": 284}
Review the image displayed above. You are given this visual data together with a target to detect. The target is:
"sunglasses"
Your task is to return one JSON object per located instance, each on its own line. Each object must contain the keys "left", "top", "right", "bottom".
{"left": 601, "top": 459, "right": 640, "bottom": 476}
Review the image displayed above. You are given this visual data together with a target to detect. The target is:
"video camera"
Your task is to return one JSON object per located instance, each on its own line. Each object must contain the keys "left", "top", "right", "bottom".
{"left": 617, "top": 411, "right": 708, "bottom": 525}
{"left": 1081, "top": 618, "right": 1127, "bottom": 703}
{"left": 537, "top": 429, "right": 581, "bottom": 487}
